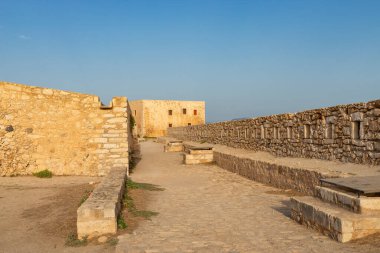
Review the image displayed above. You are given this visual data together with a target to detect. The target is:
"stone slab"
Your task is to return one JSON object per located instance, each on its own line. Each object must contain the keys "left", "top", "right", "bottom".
{"left": 317, "top": 186, "right": 380, "bottom": 214}
{"left": 321, "top": 176, "right": 380, "bottom": 196}
{"left": 290, "top": 196, "right": 380, "bottom": 242}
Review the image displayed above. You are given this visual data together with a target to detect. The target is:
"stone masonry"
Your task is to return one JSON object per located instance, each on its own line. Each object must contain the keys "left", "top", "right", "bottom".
{"left": 168, "top": 100, "right": 380, "bottom": 165}
{"left": 130, "top": 100, "right": 205, "bottom": 137}
{"left": 0, "top": 81, "right": 130, "bottom": 176}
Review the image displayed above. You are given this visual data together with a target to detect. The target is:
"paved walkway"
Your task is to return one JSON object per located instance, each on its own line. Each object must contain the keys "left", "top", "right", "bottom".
{"left": 116, "top": 141, "right": 378, "bottom": 253}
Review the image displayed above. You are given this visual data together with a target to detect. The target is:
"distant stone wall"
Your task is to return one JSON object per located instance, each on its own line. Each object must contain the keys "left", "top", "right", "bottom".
{"left": 0, "top": 81, "right": 130, "bottom": 176}
{"left": 168, "top": 100, "right": 380, "bottom": 165}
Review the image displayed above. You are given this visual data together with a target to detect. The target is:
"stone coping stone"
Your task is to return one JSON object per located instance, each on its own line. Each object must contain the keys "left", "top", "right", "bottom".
{"left": 77, "top": 166, "right": 127, "bottom": 239}
{"left": 316, "top": 186, "right": 380, "bottom": 214}
{"left": 168, "top": 140, "right": 183, "bottom": 144}
{"left": 321, "top": 176, "right": 380, "bottom": 197}
{"left": 189, "top": 146, "right": 213, "bottom": 150}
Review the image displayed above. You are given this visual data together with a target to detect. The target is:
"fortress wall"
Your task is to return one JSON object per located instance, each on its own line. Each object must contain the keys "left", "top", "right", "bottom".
{"left": 0, "top": 81, "right": 129, "bottom": 176}
{"left": 168, "top": 100, "right": 380, "bottom": 165}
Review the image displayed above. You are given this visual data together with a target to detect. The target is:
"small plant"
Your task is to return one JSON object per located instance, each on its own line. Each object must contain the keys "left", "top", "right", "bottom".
{"left": 133, "top": 210, "right": 159, "bottom": 220}
{"left": 65, "top": 233, "right": 88, "bottom": 247}
{"left": 78, "top": 189, "right": 92, "bottom": 207}
{"left": 107, "top": 237, "right": 119, "bottom": 246}
{"left": 130, "top": 115, "right": 136, "bottom": 130}
{"left": 123, "top": 179, "right": 161, "bottom": 220}
{"left": 33, "top": 169, "right": 53, "bottom": 178}
{"left": 127, "top": 179, "right": 164, "bottom": 191}
{"left": 117, "top": 216, "right": 127, "bottom": 229}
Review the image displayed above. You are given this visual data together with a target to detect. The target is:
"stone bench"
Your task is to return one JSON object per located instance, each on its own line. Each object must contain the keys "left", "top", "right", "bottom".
{"left": 183, "top": 146, "right": 214, "bottom": 165}
{"left": 164, "top": 141, "right": 184, "bottom": 152}
{"left": 77, "top": 166, "right": 127, "bottom": 239}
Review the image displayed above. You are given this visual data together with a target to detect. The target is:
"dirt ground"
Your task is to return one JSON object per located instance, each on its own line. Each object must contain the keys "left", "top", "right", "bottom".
{"left": 0, "top": 176, "right": 116, "bottom": 253}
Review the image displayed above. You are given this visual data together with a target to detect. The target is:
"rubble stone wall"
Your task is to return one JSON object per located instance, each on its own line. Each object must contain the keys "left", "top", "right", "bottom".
{"left": 0, "top": 81, "right": 130, "bottom": 176}
{"left": 168, "top": 100, "right": 380, "bottom": 165}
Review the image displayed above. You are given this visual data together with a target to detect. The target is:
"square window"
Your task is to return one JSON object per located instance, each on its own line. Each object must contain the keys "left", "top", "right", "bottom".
{"left": 168, "top": 110, "right": 172, "bottom": 115}
{"left": 169, "top": 123, "right": 173, "bottom": 128}
{"left": 183, "top": 108, "right": 187, "bottom": 114}
{"left": 194, "top": 110, "right": 197, "bottom": 115}
{"left": 188, "top": 123, "right": 191, "bottom": 126}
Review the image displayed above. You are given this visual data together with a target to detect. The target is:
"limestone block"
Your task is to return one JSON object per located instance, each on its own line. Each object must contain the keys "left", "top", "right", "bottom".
{"left": 164, "top": 141, "right": 184, "bottom": 152}
{"left": 77, "top": 167, "right": 127, "bottom": 239}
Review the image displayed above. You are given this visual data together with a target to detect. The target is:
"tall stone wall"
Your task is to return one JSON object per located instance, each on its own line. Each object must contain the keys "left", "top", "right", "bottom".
{"left": 0, "top": 81, "right": 130, "bottom": 176}
{"left": 168, "top": 100, "right": 380, "bottom": 165}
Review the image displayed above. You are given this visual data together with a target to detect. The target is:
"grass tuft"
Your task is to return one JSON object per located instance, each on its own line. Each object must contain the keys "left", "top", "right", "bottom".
{"left": 133, "top": 210, "right": 159, "bottom": 220}
{"left": 117, "top": 216, "right": 127, "bottom": 229}
{"left": 65, "top": 233, "right": 88, "bottom": 247}
{"left": 33, "top": 169, "right": 53, "bottom": 178}
{"left": 123, "top": 179, "right": 162, "bottom": 221}
{"left": 107, "top": 237, "right": 119, "bottom": 246}
{"left": 78, "top": 189, "right": 92, "bottom": 207}
{"left": 127, "top": 179, "right": 164, "bottom": 191}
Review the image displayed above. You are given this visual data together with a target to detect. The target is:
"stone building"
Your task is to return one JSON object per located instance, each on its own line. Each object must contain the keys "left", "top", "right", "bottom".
{"left": 129, "top": 100, "right": 205, "bottom": 137}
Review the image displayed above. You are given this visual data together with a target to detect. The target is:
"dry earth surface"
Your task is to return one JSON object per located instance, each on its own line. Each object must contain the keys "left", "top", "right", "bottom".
{"left": 116, "top": 141, "right": 380, "bottom": 253}
{"left": 0, "top": 176, "right": 116, "bottom": 253}
{"left": 1, "top": 141, "right": 380, "bottom": 253}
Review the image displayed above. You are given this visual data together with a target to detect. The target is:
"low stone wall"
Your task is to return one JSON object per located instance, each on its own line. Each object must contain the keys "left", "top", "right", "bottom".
{"left": 168, "top": 100, "right": 380, "bottom": 166}
{"left": 166, "top": 138, "right": 379, "bottom": 196}
{"left": 0, "top": 81, "right": 130, "bottom": 176}
{"left": 213, "top": 151, "right": 324, "bottom": 195}
{"left": 77, "top": 166, "right": 127, "bottom": 238}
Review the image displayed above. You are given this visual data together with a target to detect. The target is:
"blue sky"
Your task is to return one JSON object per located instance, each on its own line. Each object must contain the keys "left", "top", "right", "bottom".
{"left": 0, "top": 0, "right": 379, "bottom": 122}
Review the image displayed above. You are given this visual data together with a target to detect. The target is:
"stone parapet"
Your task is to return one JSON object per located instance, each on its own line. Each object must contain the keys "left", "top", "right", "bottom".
{"left": 168, "top": 99, "right": 380, "bottom": 165}
{"left": 77, "top": 166, "right": 127, "bottom": 239}
{"left": 160, "top": 137, "right": 380, "bottom": 195}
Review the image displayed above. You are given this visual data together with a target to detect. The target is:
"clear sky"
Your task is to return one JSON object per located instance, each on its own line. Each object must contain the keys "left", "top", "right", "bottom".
{"left": 1, "top": 0, "right": 379, "bottom": 122}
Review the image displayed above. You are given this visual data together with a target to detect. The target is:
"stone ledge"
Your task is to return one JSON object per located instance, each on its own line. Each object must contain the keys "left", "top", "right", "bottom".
{"left": 290, "top": 196, "right": 380, "bottom": 242}
{"left": 213, "top": 151, "right": 324, "bottom": 195}
{"left": 316, "top": 186, "right": 380, "bottom": 214}
{"left": 77, "top": 166, "right": 127, "bottom": 239}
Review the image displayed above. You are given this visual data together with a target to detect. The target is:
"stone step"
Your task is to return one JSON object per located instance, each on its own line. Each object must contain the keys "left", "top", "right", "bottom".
{"left": 316, "top": 186, "right": 380, "bottom": 214}
{"left": 290, "top": 196, "right": 380, "bottom": 242}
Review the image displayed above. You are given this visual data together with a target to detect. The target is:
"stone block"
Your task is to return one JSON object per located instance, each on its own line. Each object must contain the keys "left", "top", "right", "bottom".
{"left": 290, "top": 196, "right": 380, "bottom": 243}
{"left": 77, "top": 167, "right": 127, "bottom": 239}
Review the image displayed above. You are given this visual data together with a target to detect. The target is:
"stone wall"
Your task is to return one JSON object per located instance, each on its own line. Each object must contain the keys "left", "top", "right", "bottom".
{"left": 129, "top": 100, "right": 206, "bottom": 137}
{"left": 0, "top": 81, "right": 130, "bottom": 176}
{"left": 168, "top": 100, "right": 380, "bottom": 165}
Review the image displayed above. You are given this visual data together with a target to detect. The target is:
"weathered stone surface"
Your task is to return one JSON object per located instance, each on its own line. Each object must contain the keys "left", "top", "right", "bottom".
{"left": 168, "top": 99, "right": 380, "bottom": 166}
{"left": 77, "top": 166, "right": 127, "bottom": 239}
{"left": 129, "top": 100, "right": 205, "bottom": 137}
{"left": 317, "top": 186, "right": 380, "bottom": 214}
{"left": 0, "top": 81, "right": 131, "bottom": 176}
{"left": 164, "top": 141, "right": 184, "bottom": 152}
{"left": 290, "top": 196, "right": 380, "bottom": 242}
{"left": 183, "top": 146, "right": 214, "bottom": 165}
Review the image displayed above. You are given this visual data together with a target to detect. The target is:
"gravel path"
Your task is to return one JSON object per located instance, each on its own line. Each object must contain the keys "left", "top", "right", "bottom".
{"left": 116, "top": 141, "right": 378, "bottom": 253}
